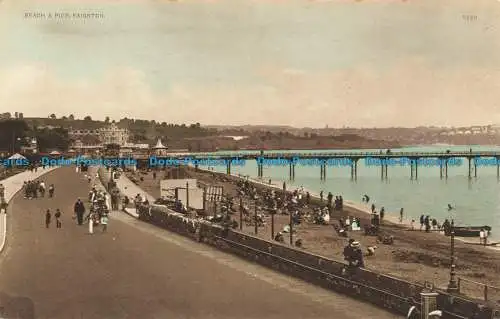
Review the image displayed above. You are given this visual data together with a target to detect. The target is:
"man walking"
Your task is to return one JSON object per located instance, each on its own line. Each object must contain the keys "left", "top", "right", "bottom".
{"left": 45, "top": 209, "right": 51, "bottom": 228}
{"left": 55, "top": 209, "right": 62, "bottom": 228}
{"left": 74, "top": 198, "right": 85, "bottom": 225}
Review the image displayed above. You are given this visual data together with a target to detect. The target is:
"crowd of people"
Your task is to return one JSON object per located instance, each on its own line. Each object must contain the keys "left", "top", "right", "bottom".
{"left": 23, "top": 180, "right": 55, "bottom": 199}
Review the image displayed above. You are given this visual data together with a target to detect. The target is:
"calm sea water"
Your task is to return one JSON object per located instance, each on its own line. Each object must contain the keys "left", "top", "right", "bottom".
{"left": 200, "top": 145, "right": 500, "bottom": 240}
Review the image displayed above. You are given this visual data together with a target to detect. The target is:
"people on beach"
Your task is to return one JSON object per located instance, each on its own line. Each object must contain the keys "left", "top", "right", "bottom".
{"left": 480, "top": 228, "right": 488, "bottom": 246}
{"left": 371, "top": 203, "right": 375, "bottom": 213}
{"left": 343, "top": 239, "right": 365, "bottom": 271}
{"left": 0, "top": 183, "right": 5, "bottom": 199}
{"left": 362, "top": 194, "right": 370, "bottom": 203}
{"left": 448, "top": 204, "right": 454, "bottom": 211}
{"left": 319, "top": 190, "right": 323, "bottom": 202}
{"left": 399, "top": 208, "right": 404, "bottom": 223}
{"left": 380, "top": 207, "right": 385, "bottom": 221}
{"left": 420, "top": 214, "right": 425, "bottom": 231}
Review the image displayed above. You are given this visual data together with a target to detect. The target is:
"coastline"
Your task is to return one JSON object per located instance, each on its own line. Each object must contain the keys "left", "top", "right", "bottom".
{"left": 200, "top": 167, "right": 500, "bottom": 252}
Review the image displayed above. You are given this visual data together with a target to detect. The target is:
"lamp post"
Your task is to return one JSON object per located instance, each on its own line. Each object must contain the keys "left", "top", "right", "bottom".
{"left": 447, "top": 219, "right": 459, "bottom": 293}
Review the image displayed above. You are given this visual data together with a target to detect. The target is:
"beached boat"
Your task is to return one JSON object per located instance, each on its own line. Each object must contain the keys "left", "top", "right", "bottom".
{"left": 445, "top": 226, "right": 492, "bottom": 237}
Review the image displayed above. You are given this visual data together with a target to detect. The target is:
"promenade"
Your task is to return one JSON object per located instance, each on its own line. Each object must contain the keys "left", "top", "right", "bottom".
{"left": 0, "top": 167, "right": 58, "bottom": 253}
{"left": 0, "top": 166, "right": 399, "bottom": 319}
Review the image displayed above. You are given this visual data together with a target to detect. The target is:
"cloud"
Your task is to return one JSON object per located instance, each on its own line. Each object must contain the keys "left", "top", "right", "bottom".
{"left": 1, "top": 61, "right": 499, "bottom": 127}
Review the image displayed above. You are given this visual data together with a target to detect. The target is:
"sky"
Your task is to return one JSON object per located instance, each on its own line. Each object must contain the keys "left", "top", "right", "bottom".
{"left": 1, "top": 0, "right": 500, "bottom": 128}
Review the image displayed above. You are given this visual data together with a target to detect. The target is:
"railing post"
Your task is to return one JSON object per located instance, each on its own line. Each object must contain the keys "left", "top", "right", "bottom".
{"left": 186, "top": 182, "right": 190, "bottom": 209}
{"left": 239, "top": 196, "right": 243, "bottom": 230}
{"left": 254, "top": 201, "right": 258, "bottom": 235}
{"left": 420, "top": 292, "right": 438, "bottom": 319}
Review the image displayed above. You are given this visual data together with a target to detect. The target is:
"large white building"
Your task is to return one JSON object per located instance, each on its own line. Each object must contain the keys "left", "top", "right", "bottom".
{"left": 98, "top": 123, "right": 129, "bottom": 145}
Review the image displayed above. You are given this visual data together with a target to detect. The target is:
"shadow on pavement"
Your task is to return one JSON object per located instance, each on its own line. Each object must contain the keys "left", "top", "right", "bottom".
{"left": 0, "top": 292, "right": 35, "bottom": 319}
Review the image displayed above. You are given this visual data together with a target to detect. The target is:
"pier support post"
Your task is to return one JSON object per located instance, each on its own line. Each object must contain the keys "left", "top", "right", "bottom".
{"left": 474, "top": 158, "right": 477, "bottom": 178}
{"left": 468, "top": 158, "right": 472, "bottom": 179}
{"left": 354, "top": 159, "right": 358, "bottom": 180}
{"left": 289, "top": 211, "right": 293, "bottom": 245}
{"left": 289, "top": 163, "right": 293, "bottom": 181}
{"left": 411, "top": 161, "right": 414, "bottom": 180}
{"left": 381, "top": 163, "right": 384, "bottom": 180}
{"left": 420, "top": 292, "right": 439, "bottom": 319}
{"left": 439, "top": 160, "right": 443, "bottom": 179}
{"left": 320, "top": 164, "right": 326, "bottom": 181}
{"left": 292, "top": 164, "right": 296, "bottom": 181}
{"left": 497, "top": 157, "right": 499, "bottom": 180}
{"left": 444, "top": 159, "right": 447, "bottom": 179}
{"left": 415, "top": 160, "right": 418, "bottom": 180}
{"left": 226, "top": 161, "right": 231, "bottom": 175}
{"left": 351, "top": 161, "right": 355, "bottom": 180}
{"left": 384, "top": 158, "right": 388, "bottom": 180}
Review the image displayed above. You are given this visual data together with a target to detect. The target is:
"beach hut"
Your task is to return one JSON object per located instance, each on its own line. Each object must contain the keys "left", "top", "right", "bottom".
{"left": 152, "top": 138, "right": 168, "bottom": 156}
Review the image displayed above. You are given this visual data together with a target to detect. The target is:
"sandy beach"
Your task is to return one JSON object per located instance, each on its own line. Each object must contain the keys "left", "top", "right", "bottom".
{"left": 125, "top": 166, "right": 500, "bottom": 303}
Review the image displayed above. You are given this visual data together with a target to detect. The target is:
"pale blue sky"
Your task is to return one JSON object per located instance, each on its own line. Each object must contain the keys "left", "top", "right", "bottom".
{"left": 1, "top": 0, "right": 500, "bottom": 127}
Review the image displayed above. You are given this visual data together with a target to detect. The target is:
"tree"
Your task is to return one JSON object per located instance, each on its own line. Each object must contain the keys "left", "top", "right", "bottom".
{"left": 14, "top": 112, "right": 18, "bottom": 119}
{"left": 18, "top": 113, "right": 23, "bottom": 119}
{"left": 61, "top": 116, "right": 68, "bottom": 120}
{"left": 69, "top": 114, "right": 75, "bottom": 120}
{"left": 84, "top": 116, "right": 92, "bottom": 121}
{"left": 34, "top": 127, "right": 70, "bottom": 152}
{"left": 104, "top": 116, "right": 110, "bottom": 123}
{"left": 0, "top": 119, "right": 30, "bottom": 152}
{"left": 49, "top": 114, "right": 56, "bottom": 119}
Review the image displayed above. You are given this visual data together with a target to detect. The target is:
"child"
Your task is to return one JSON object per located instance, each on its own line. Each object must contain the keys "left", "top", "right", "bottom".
{"left": 101, "top": 214, "right": 108, "bottom": 232}
{"left": 55, "top": 209, "right": 62, "bottom": 228}
{"left": 45, "top": 209, "right": 51, "bottom": 228}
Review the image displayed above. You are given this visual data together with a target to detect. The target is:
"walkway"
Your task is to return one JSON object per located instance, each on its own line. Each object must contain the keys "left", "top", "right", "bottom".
{"left": 0, "top": 166, "right": 401, "bottom": 318}
{"left": 0, "top": 167, "right": 58, "bottom": 253}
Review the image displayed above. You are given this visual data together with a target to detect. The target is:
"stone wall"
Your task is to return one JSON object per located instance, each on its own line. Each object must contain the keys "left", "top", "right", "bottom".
{"left": 139, "top": 204, "right": 496, "bottom": 319}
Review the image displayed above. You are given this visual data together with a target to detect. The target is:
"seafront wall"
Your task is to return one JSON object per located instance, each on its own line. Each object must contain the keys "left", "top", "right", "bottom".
{"left": 100, "top": 169, "right": 497, "bottom": 319}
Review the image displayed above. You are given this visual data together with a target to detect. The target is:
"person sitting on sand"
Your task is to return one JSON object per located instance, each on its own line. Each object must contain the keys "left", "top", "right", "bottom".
{"left": 366, "top": 245, "right": 377, "bottom": 256}
{"left": 448, "top": 204, "right": 454, "bottom": 211}
{"left": 275, "top": 232, "right": 284, "bottom": 243}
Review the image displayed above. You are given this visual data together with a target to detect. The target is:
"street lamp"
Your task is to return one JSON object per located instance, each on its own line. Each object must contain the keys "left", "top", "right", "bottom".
{"left": 447, "top": 219, "right": 459, "bottom": 293}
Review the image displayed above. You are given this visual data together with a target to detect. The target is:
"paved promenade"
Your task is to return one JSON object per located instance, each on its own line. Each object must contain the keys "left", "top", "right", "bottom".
{"left": 99, "top": 168, "right": 154, "bottom": 218}
{"left": 0, "top": 166, "right": 400, "bottom": 319}
{"left": 0, "top": 167, "right": 58, "bottom": 253}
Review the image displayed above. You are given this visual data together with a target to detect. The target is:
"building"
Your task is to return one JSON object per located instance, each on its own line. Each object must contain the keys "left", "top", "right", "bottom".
{"left": 68, "top": 128, "right": 100, "bottom": 139}
{"left": 99, "top": 123, "right": 129, "bottom": 146}
{"left": 20, "top": 138, "right": 38, "bottom": 154}
{"left": 98, "top": 123, "right": 129, "bottom": 146}
{"left": 152, "top": 138, "right": 168, "bottom": 156}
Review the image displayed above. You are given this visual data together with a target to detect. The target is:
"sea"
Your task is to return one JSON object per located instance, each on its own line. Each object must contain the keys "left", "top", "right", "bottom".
{"left": 198, "top": 145, "right": 500, "bottom": 241}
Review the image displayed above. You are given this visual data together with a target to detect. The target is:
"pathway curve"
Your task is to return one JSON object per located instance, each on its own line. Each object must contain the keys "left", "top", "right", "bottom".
{"left": 0, "top": 166, "right": 401, "bottom": 319}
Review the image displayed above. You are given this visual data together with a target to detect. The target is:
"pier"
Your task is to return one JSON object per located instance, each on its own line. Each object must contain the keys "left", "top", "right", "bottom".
{"left": 128, "top": 150, "right": 500, "bottom": 181}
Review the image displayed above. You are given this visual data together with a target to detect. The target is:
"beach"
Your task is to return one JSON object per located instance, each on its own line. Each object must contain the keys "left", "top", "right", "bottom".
{"left": 125, "top": 166, "right": 500, "bottom": 303}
